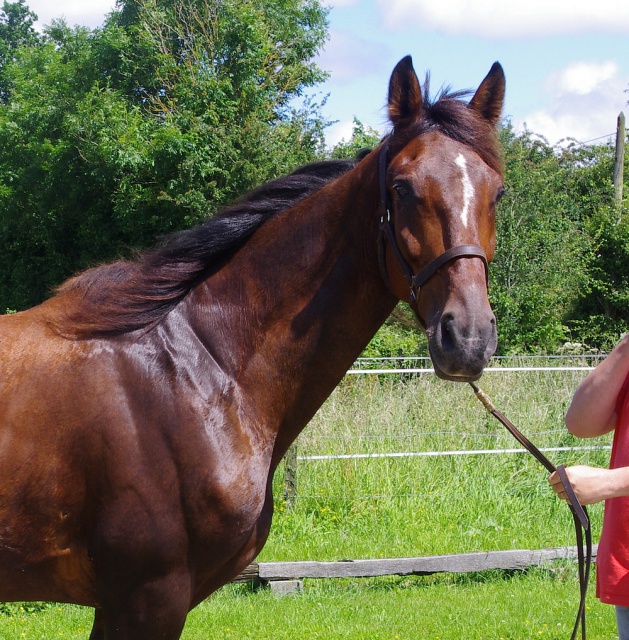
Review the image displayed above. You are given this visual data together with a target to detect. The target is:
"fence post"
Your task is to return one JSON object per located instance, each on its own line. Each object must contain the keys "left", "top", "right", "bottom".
{"left": 283, "top": 442, "right": 298, "bottom": 508}
{"left": 614, "top": 111, "right": 625, "bottom": 217}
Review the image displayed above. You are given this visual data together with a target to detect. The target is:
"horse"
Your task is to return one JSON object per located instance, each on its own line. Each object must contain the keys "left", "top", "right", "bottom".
{"left": 0, "top": 56, "right": 505, "bottom": 639}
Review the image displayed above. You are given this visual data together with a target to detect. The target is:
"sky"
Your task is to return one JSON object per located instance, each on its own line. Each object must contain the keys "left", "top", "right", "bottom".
{"left": 25, "top": 0, "right": 629, "bottom": 148}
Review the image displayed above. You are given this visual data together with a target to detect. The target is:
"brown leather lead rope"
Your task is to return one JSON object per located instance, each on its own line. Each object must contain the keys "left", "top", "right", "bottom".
{"left": 469, "top": 382, "right": 591, "bottom": 640}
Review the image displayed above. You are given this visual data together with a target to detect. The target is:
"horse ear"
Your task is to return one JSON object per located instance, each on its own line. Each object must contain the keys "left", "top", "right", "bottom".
{"left": 468, "top": 62, "right": 505, "bottom": 125}
{"left": 388, "top": 56, "right": 423, "bottom": 128}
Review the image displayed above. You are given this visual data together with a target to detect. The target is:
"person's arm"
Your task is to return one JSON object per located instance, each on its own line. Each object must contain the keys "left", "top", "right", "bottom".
{"left": 549, "top": 465, "right": 629, "bottom": 505}
{"left": 549, "top": 335, "right": 629, "bottom": 503}
{"left": 565, "top": 334, "right": 629, "bottom": 438}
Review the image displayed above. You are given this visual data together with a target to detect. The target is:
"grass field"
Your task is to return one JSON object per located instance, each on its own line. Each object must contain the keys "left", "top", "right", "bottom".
{"left": 265, "top": 363, "right": 609, "bottom": 561}
{"left": 0, "top": 359, "right": 618, "bottom": 638}
{"left": 0, "top": 573, "right": 617, "bottom": 639}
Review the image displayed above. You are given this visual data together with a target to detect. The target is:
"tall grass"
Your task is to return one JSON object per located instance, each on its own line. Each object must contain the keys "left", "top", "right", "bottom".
{"left": 263, "top": 362, "right": 608, "bottom": 561}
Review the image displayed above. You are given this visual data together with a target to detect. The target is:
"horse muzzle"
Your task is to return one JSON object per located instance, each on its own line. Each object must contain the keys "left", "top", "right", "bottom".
{"left": 427, "top": 307, "right": 497, "bottom": 382}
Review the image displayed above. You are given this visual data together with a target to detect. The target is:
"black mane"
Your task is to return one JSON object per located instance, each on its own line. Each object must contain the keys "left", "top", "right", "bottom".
{"left": 53, "top": 158, "right": 357, "bottom": 338}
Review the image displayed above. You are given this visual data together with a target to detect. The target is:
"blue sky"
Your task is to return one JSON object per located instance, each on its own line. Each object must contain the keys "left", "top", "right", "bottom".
{"left": 27, "top": 0, "right": 629, "bottom": 147}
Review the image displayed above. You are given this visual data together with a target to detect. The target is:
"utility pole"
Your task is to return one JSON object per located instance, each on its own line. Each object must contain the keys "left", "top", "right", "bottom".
{"left": 614, "top": 111, "right": 625, "bottom": 216}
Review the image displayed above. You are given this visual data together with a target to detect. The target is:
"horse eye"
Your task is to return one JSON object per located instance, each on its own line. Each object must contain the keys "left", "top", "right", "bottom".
{"left": 393, "top": 183, "right": 410, "bottom": 198}
{"left": 495, "top": 187, "right": 506, "bottom": 203}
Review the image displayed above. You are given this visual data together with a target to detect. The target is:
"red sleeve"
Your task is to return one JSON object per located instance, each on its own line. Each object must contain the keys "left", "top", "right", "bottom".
{"left": 615, "top": 372, "right": 629, "bottom": 422}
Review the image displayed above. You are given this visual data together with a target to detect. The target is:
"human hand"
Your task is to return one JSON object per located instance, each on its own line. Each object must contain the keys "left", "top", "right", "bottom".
{"left": 548, "top": 465, "right": 612, "bottom": 505}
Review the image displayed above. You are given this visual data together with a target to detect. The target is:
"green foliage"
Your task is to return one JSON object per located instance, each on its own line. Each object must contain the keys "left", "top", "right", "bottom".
{"left": 0, "top": 0, "right": 39, "bottom": 102}
{"left": 0, "top": 0, "right": 330, "bottom": 309}
{"left": 361, "top": 304, "right": 427, "bottom": 358}
{"left": 569, "top": 207, "right": 629, "bottom": 349}
{"left": 0, "top": 1, "right": 626, "bottom": 353}
{"left": 490, "top": 126, "right": 605, "bottom": 353}
{"left": 112, "top": 0, "right": 331, "bottom": 193}
{"left": 558, "top": 139, "right": 629, "bottom": 348}
{"left": 361, "top": 322, "right": 424, "bottom": 359}
{"left": 0, "top": 601, "right": 52, "bottom": 617}
{"left": 328, "top": 117, "right": 381, "bottom": 159}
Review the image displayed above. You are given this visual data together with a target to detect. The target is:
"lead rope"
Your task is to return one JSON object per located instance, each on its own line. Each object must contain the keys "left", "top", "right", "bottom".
{"left": 469, "top": 382, "right": 591, "bottom": 640}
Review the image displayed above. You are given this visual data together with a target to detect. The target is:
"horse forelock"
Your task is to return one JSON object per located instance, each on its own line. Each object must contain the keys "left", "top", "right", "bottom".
{"left": 389, "top": 87, "right": 504, "bottom": 176}
{"left": 50, "top": 158, "right": 358, "bottom": 339}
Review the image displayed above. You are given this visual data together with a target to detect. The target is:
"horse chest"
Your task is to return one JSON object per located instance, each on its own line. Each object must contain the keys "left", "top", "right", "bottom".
{"left": 182, "top": 454, "right": 272, "bottom": 543}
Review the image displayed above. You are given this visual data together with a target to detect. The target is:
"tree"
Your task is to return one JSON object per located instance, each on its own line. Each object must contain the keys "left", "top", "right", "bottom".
{"left": 0, "top": 0, "right": 331, "bottom": 310}
{"left": 489, "top": 126, "right": 591, "bottom": 353}
{"left": 109, "top": 0, "right": 331, "bottom": 193}
{"left": 489, "top": 125, "right": 629, "bottom": 353}
{"left": 0, "top": 0, "right": 38, "bottom": 102}
{"left": 563, "top": 138, "right": 629, "bottom": 349}
{"left": 328, "top": 118, "right": 382, "bottom": 160}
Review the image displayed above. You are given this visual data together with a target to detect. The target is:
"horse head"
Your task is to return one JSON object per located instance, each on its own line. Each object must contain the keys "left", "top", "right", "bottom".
{"left": 379, "top": 56, "right": 505, "bottom": 381}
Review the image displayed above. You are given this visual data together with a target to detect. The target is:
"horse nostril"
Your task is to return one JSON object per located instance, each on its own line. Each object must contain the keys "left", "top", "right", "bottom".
{"left": 440, "top": 313, "right": 456, "bottom": 347}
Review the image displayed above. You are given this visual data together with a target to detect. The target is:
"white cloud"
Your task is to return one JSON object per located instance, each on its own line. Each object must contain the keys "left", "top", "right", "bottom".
{"left": 549, "top": 61, "right": 619, "bottom": 96}
{"left": 28, "top": 0, "right": 115, "bottom": 30}
{"left": 317, "top": 29, "right": 390, "bottom": 83}
{"left": 326, "top": 120, "right": 359, "bottom": 147}
{"left": 516, "top": 60, "right": 627, "bottom": 145}
{"left": 378, "top": 0, "right": 629, "bottom": 38}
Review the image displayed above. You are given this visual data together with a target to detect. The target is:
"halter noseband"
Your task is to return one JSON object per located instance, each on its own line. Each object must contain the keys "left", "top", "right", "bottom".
{"left": 377, "top": 141, "right": 489, "bottom": 312}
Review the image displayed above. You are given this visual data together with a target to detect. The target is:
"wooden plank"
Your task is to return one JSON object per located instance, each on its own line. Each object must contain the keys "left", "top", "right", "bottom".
{"left": 255, "top": 546, "right": 597, "bottom": 581}
{"left": 231, "top": 561, "right": 260, "bottom": 584}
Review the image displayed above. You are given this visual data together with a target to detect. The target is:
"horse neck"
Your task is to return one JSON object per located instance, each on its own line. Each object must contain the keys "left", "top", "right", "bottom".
{"left": 183, "top": 153, "right": 396, "bottom": 456}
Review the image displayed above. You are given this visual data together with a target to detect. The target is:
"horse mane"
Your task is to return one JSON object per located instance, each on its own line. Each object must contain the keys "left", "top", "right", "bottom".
{"left": 49, "top": 81, "right": 501, "bottom": 341}
{"left": 393, "top": 76, "right": 504, "bottom": 175}
{"left": 51, "top": 158, "right": 357, "bottom": 339}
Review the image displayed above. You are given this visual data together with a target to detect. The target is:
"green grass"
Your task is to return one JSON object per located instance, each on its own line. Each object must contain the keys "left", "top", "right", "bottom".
{"left": 0, "top": 570, "right": 617, "bottom": 639}
{"left": 185, "top": 569, "right": 617, "bottom": 640}
{"left": 0, "top": 362, "right": 615, "bottom": 638}
{"left": 264, "top": 365, "right": 609, "bottom": 561}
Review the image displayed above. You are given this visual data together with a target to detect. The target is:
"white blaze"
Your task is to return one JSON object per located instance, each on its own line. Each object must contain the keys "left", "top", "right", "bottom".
{"left": 455, "top": 154, "right": 474, "bottom": 228}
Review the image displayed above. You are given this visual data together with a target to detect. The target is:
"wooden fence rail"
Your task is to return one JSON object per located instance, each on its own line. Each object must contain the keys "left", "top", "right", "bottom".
{"left": 233, "top": 545, "right": 597, "bottom": 591}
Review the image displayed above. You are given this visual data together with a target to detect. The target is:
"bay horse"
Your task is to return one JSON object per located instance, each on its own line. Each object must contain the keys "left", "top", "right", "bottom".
{"left": 0, "top": 56, "right": 505, "bottom": 639}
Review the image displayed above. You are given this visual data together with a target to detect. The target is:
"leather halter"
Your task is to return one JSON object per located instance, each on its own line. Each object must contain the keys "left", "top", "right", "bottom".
{"left": 377, "top": 141, "right": 489, "bottom": 312}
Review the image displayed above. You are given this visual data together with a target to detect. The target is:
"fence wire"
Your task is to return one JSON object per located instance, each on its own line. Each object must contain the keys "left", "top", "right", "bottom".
{"left": 278, "top": 356, "right": 612, "bottom": 502}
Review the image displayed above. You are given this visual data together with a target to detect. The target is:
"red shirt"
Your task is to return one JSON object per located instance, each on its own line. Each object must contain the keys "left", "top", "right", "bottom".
{"left": 597, "top": 373, "right": 629, "bottom": 605}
